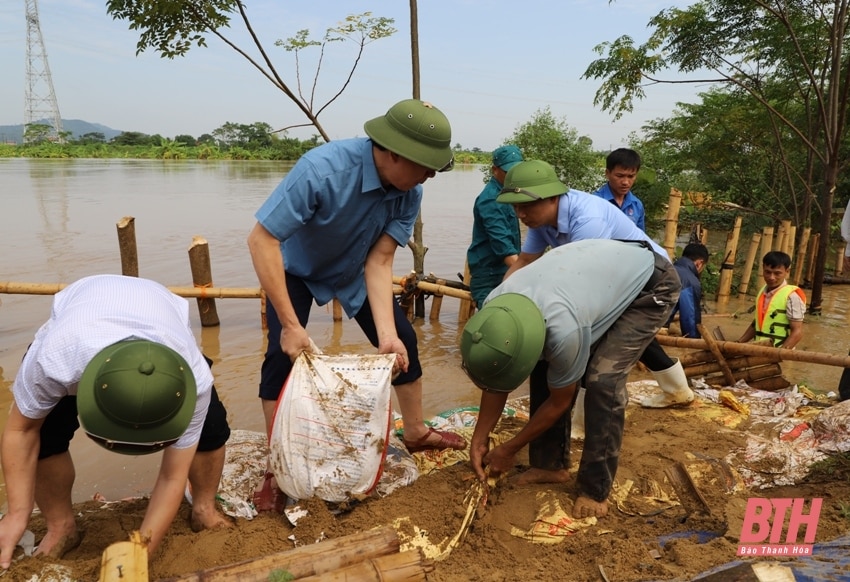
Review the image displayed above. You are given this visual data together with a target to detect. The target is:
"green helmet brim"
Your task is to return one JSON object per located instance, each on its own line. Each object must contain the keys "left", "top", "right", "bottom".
{"left": 364, "top": 99, "right": 453, "bottom": 171}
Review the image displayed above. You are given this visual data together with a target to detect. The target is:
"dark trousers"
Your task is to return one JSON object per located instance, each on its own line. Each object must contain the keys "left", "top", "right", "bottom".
{"left": 259, "top": 272, "right": 422, "bottom": 401}
{"left": 528, "top": 251, "right": 681, "bottom": 501}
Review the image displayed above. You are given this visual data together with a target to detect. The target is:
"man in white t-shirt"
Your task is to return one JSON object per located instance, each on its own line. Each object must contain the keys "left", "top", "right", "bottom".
{"left": 0, "top": 275, "right": 232, "bottom": 569}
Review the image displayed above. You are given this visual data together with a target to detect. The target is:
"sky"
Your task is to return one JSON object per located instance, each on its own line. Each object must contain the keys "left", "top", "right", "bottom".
{"left": 0, "top": 0, "right": 704, "bottom": 151}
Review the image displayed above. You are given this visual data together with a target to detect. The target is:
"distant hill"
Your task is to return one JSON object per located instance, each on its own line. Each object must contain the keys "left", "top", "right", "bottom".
{"left": 0, "top": 119, "right": 124, "bottom": 144}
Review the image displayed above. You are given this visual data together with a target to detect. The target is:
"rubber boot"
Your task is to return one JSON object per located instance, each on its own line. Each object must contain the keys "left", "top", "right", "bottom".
{"left": 570, "top": 387, "right": 586, "bottom": 440}
{"left": 641, "top": 358, "right": 694, "bottom": 408}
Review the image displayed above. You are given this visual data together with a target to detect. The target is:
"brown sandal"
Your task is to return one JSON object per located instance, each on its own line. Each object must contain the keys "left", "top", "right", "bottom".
{"left": 403, "top": 427, "right": 467, "bottom": 453}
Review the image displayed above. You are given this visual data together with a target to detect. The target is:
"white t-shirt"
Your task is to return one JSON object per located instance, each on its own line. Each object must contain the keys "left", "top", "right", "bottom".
{"left": 13, "top": 275, "right": 213, "bottom": 449}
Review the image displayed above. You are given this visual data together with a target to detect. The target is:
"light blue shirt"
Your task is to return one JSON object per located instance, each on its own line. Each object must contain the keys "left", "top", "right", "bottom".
{"left": 522, "top": 189, "right": 668, "bottom": 260}
{"left": 255, "top": 138, "right": 422, "bottom": 316}
{"left": 594, "top": 182, "right": 646, "bottom": 232}
{"left": 487, "top": 240, "right": 655, "bottom": 388}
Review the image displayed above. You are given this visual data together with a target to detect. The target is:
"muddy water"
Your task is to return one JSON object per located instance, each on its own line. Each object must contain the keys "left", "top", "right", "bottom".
{"left": 1, "top": 158, "right": 849, "bottom": 504}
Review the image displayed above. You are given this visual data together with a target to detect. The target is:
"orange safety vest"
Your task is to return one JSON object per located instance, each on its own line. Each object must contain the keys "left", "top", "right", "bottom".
{"left": 754, "top": 284, "right": 806, "bottom": 347}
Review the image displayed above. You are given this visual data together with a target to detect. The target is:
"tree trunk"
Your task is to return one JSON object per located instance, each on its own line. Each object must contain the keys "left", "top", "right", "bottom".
{"left": 408, "top": 0, "right": 427, "bottom": 318}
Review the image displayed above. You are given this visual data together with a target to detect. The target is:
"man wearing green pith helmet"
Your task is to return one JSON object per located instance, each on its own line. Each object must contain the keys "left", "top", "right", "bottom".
{"left": 461, "top": 238, "right": 680, "bottom": 519}
{"left": 248, "top": 99, "right": 467, "bottom": 510}
{"left": 0, "top": 275, "right": 232, "bottom": 569}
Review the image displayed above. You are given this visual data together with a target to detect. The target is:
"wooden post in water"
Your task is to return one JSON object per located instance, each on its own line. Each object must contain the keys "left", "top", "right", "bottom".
{"left": 458, "top": 262, "right": 474, "bottom": 323}
{"left": 116, "top": 216, "right": 139, "bottom": 277}
{"left": 805, "top": 233, "right": 820, "bottom": 285}
{"left": 663, "top": 188, "right": 683, "bottom": 261}
{"left": 260, "top": 289, "right": 267, "bottom": 331}
{"left": 792, "top": 227, "right": 811, "bottom": 285}
{"left": 835, "top": 246, "right": 845, "bottom": 275}
{"left": 738, "top": 232, "right": 761, "bottom": 299}
{"left": 429, "top": 277, "right": 445, "bottom": 321}
{"left": 333, "top": 298, "right": 342, "bottom": 321}
{"left": 187, "top": 236, "right": 220, "bottom": 327}
{"left": 716, "top": 216, "right": 742, "bottom": 306}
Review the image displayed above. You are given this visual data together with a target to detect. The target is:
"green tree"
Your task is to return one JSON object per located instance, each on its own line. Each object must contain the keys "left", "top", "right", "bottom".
{"left": 583, "top": 0, "right": 850, "bottom": 313}
{"left": 111, "top": 131, "right": 151, "bottom": 146}
{"left": 23, "top": 123, "right": 53, "bottom": 144}
{"left": 506, "top": 107, "right": 600, "bottom": 192}
{"left": 105, "top": 2, "right": 394, "bottom": 142}
{"left": 75, "top": 132, "right": 106, "bottom": 145}
{"left": 174, "top": 134, "right": 196, "bottom": 146}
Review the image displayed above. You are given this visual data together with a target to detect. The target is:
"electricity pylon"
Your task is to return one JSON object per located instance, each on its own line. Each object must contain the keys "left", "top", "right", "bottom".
{"left": 24, "top": 0, "right": 63, "bottom": 143}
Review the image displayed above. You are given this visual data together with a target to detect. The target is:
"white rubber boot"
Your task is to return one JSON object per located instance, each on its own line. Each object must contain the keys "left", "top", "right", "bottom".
{"left": 570, "top": 387, "right": 586, "bottom": 439}
{"left": 641, "top": 359, "right": 694, "bottom": 408}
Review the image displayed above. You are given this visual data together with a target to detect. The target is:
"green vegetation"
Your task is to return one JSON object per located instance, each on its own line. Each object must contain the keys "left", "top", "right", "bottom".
{"left": 267, "top": 569, "right": 295, "bottom": 582}
{"left": 806, "top": 452, "right": 850, "bottom": 483}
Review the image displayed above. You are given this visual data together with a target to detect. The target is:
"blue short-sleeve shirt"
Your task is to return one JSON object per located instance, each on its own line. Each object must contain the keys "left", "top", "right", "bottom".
{"left": 255, "top": 138, "right": 422, "bottom": 316}
{"left": 521, "top": 190, "right": 668, "bottom": 260}
{"left": 593, "top": 182, "right": 646, "bottom": 232}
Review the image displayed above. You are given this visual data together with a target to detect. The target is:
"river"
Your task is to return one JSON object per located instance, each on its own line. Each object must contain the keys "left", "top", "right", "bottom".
{"left": 1, "top": 158, "right": 849, "bottom": 504}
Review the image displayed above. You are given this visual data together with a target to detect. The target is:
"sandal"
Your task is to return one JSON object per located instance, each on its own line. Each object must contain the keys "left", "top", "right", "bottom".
{"left": 403, "top": 427, "right": 467, "bottom": 453}
{"left": 252, "top": 472, "right": 286, "bottom": 514}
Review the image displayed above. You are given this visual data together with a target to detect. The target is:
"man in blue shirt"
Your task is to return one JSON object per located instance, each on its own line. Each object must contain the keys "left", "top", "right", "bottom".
{"left": 467, "top": 145, "right": 523, "bottom": 307}
{"left": 669, "top": 243, "right": 709, "bottom": 339}
{"left": 594, "top": 148, "right": 646, "bottom": 232}
{"left": 247, "top": 100, "right": 466, "bottom": 478}
{"left": 499, "top": 160, "right": 694, "bottom": 411}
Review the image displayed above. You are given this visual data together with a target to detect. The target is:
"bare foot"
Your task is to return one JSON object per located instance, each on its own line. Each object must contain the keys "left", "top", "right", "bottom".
{"left": 513, "top": 468, "right": 570, "bottom": 486}
{"left": 35, "top": 529, "right": 82, "bottom": 559}
{"left": 572, "top": 495, "right": 608, "bottom": 518}
{"left": 190, "top": 507, "right": 234, "bottom": 533}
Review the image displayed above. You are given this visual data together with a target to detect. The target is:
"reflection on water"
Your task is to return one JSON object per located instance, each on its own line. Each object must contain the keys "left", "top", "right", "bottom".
{"left": 2, "top": 159, "right": 849, "bottom": 505}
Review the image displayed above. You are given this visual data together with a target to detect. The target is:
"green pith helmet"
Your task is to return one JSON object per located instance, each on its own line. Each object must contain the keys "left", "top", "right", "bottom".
{"left": 496, "top": 160, "right": 568, "bottom": 204}
{"left": 364, "top": 99, "right": 454, "bottom": 172}
{"left": 78, "top": 340, "right": 197, "bottom": 455}
{"left": 460, "top": 293, "right": 545, "bottom": 393}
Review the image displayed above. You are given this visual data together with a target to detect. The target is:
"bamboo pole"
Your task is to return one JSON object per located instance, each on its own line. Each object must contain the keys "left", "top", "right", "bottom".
{"left": 700, "top": 228, "right": 709, "bottom": 245}
{"left": 429, "top": 278, "right": 445, "bottom": 321}
{"left": 333, "top": 298, "right": 343, "bottom": 322}
{"left": 746, "top": 376, "right": 792, "bottom": 391}
{"left": 161, "top": 526, "right": 401, "bottom": 582}
{"left": 663, "top": 188, "right": 683, "bottom": 261}
{"left": 391, "top": 276, "right": 472, "bottom": 301}
{"left": 716, "top": 216, "right": 742, "bottom": 304}
{"left": 458, "top": 262, "right": 475, "bottom": 323}
{"left": 0, "top": 281, "right": 263, "bottom": 298}
{"left": 683, "top": 355, "right": 780, "bottom": 377}
{"left": 655, "top": 334, "right": 850, "bottom": 368}
{"left": 836, "top": 246, "right": 845, "bottom": 276}
{"left": 698, "top": 363, "right": 782, "bottom": 386}
{"left": 788, "top": 225, "right": 797, "bottom": 260}
{"left": 697, "top": 324, "right": 736, "bottom": 386}
{"left": 758, "top": 226, "right": 774, "bottom": 281}
{"left": 738, "top": 232, "right": 761, "bottom": 299}
{"left": 297, "top": 550, "right": 432, "bottom": 582}
{"left": 187, "top": 236, "right": 220, "bottom": 327}
{"left": 792, "top": 227, "right": 811, "bottom": 286}
{"left": 116, "top": 216, "right": 139, "bottom": 277}
{"left": 679, "top": 349, "right": 717, "bottom": 367}
{"left": 805, "top": 233, "right": 820, "bottom": 285}
{"left": 779, "top": 220, "right": 793, "bottom": 255}
{"left": 99, "top": 531, "right": 148, "bottom": 582}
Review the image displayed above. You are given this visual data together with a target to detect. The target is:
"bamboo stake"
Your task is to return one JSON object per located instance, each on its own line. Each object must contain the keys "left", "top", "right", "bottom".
{"left": 391, "top": 277, "right": 472, "bottom": 301}
{"left": 746, "top": 376, "right": 792, "bottom": 391}
{"left": 779, "top": 220, "right": 793, "bottom": 255}
{"left": 836, "top": 246, "right": 845, "bottom": 276}
{"left": 161, "top": 526, "right": 400, "bottom": 582}
{"left": 297, "top": 550, "right": 432, "bottom": 582}
{"left": 332, "top": 298, "right": 342, "bottom": 322}
{"left": 116, "top": 216, "right": 139, "bottom": 277}
{"left": 99, "top": 531, "right": 148, "bottom": 582}
{"left": 716, "top": 216, "right": 742, "bottom": 304}
{"left": 805, "top": 233, "right": 820, "bottom": 285}
{"left": 792, "top": 227, "right": 811, "bottom": 286}
{"left": 697, "top": 324, "right": 736, "bottom": 386}
{"left": 458, "top": 262, "right": 474, "bottom": 323}
{"left": 429, "top": 278, "right": 445, "bottom": 321}
{"left": 679, "top": 349, "right": 717, "bottom": 367}
{"left": 663, "top": 188, "right": 683, "bottom": 261}
{"left": 738, "top": 232, "right": 762, "bottom": 299}
{"left": 655, "top": 334, "right": 850, "bottom": 368}
{"left": 788, "top": 225, "right": 797, "bottom": 260}
{"left": 759, "top": 226, "right": 774, "bottom": 281}
{"left": 683, "top": 355, "right": 780, "bottom": 377}
{"left": 187, "top": 236, "right": 220, "bottom": 327}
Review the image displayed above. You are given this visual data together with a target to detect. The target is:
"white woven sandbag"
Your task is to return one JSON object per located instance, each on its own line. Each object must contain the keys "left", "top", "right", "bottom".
{"left": 269, "top": 352, "right": 395, "bottom": 502}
